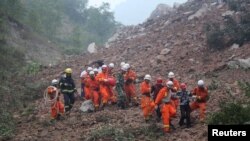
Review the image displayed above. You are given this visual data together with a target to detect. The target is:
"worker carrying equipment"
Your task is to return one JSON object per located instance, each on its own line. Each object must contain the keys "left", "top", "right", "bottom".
{"left": 168, "top": 72, "right": 180, "bottom": 109}
{"left": 44, "top": 80, "right": 64, "bottom": 122}
{"left": 155, "top": 81, "right": 177, "bottom": 133}
{"left": 151, "top": 77, "right": 164, "bottom": 120}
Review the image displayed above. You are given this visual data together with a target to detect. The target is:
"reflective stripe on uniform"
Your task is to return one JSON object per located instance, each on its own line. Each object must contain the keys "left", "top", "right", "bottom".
{"left": 164, "top": 124, "right": 170, "bottom": 128}
{"left": 61, "top": 89, "right": 74, "bottom": 93}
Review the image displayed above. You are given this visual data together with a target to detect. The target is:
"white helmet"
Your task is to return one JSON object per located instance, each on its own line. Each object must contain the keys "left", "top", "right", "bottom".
{"left": 109, "top": 63, "right": 114, "bottom": 68}
{"left": 198, "top": 80, "right": 204, "bottom": 86}
{"left": 51, "top": 79, "right": 58, "bottom": 85}
{"left": 87, "top": 67, "right": 93, "bottom": 71}
{"left": 89, "top": 71, "right": 95, "bottom": 75}
{"left": 120, "top": 62, "right": 125, "bottom": 67}
{"left": 102, "top": 65, "right": 107, "bottom": 68}
{"left": 124, "top": 63, "right": 130, "bottom": 69}
{"left": 144, "top": 74, "right": 151, "bottom": 81}
{"left": 166, "top": 81, "right": 173, "bottom": 88}
{"left": 121, "top": 65, "right": 127, "bottom": 71}
{"left": 93, "top": 68, "right": 98, "bottom": 72}
{"left": 168, "top": 72, "right": 175, "bottom": 78}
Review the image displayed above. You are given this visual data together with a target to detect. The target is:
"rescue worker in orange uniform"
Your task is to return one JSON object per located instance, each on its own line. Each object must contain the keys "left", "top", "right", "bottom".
{"left": 168, "top": 72, "right": 180, "bottom": 109}
{"left": 155, "top": 81, "right": 177, "bottom": 133}
{"left": 87, "top": 71, "right": 100, "bottom": 111}
{"left": 108, "top": 63, "right": 117, "bottom": 104}
{"left": 47, "top": 79, "right": 64, "bottom": 121}
{"left": 84, "top": 67, "right": 93, "bottom": 100}
{"left": 140, "top": 74, "right": 155, "bottom": 122}
{"left": 190, "top": 80, "right": 208, "bottom": 122}
{"left": 96, "top": 65, "right": 110, "bottom": 108}
{"left": 124, "top": 63, "right": 138, "bottom": 106}
{"left": 151, "top": 77, "right": 164, "bottom": 120}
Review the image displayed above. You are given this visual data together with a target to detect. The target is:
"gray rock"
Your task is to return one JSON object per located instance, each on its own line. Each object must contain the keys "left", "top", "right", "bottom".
{"left": 87, "top": 42, "right": 97, "bottom": 53}
{"left": 188, "top": 4, "right": 209, "bottom": 20}
{"left": 149, "top": 4, "right": 173, "bottom": 20}
{"left": 156, "top": 55, "right": 166, "bottom": 63}
{"left": 222, "top": 10, "right": 235, "bottom": 17}
{"left": 160, "top": 48, "right": 171, "bottom": 55}
{"left": 79, "top": 100, "right": 95, "bottom": 113}
{"left": 227, "top": 58, "right": 250, "bottom": 69}
{"left": 40, "top": 129, "right": 48, "bottom": 137}
{"left": 230, "top": 43, "right": 239, "bottom": 50}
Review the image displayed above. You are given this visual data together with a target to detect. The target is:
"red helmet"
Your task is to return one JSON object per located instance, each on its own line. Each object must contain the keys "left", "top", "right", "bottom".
{"left": 180, "top": 83, "right": 187, "bottom": 90}
{"left": 108, "top": 77, "right": 116, "bottom": 86}
{"left": 156, "top": 78, "right": 163, "bottom": 84}
{"left": 47, "top": 86, "right": 56, "bottom": 94}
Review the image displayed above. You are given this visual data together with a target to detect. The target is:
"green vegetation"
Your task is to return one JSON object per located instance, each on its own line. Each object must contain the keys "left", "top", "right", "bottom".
{"left": 206, "top": 0, "right": 250, "bottom": 49}
{"left": 87, "top": 124, "right": 163, "bottom": 141}
{"left": 208, "top": 81, "right": 250, "bottom": 124}
{"left": 0, "top": 0, "right": 119, "bottom": 137}
{"left": 20, "top": 0, "right": 120, "bottom": 54}
{"left": 1, "top": 0, "right": 119, "bottom": 54}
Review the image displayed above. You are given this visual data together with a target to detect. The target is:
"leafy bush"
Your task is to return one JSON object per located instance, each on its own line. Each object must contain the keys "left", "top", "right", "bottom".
{"left": 0, "top": 110, "right": 15, "bottom": 138}
{"left": 238, "top": 81, "right": 250, "bottom": 97}
{"left": 208, "top": 102, "right": 250, "bottom": 124}
{"left": 208, "top": 81, "right": 250, "bottom": 124}
{"left": 24, "top": 62, "right": 41, "bottom": 75}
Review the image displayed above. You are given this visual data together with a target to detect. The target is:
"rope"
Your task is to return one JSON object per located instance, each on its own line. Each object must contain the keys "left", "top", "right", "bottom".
{"left": 40, "top": 86, "right": 59, "bottom": 114}
{"left": 43, "top": 86, "right": 58, "bottom": 106}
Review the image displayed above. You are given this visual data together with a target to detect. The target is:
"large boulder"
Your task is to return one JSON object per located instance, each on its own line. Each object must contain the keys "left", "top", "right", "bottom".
{"left": 79, "top": 100, "right": 95, "bottom": 113}
{"left": 188, "top": 4, "right": 209, "bottom": 20}
{"left": 149, "top": 4, "right": 173, "bottom": 20}
{"left": 227, "top": 58, "right": 250, "bottom": 69}
{"left": 87, "top": 42, "right": 97, "bottom": 53}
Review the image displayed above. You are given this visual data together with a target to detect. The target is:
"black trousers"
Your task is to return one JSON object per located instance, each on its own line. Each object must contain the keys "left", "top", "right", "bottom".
{"left": 63, "top": 93, "right": 75, "bottom": 111}
{"left": 179, "top": 105, "right": 191, "bottom": 127}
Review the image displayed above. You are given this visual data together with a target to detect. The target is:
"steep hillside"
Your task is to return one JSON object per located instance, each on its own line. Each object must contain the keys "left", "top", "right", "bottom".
{"left": 8, "top": 0, "right": 250, "bottom": 141}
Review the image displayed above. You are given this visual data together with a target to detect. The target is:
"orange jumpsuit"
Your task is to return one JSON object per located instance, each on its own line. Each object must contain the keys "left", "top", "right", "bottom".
{"left": 140, "top": 81, "right": 155, "bottom": 120}
{"left": 86, "top": 77, "right": 100, "bottom": 108}
{"left": 190, "top": 87, "right": 208, "bottom": 121}
{"left": 155, "top": 87, "right": 176, "bottom": 133}
{"left": 96, "top": 72, "right": 110, "bottom": 104}
{"left": 47, "top": 86, "right": 64, "bottom": 119}
{"left": 124, "top": 69, "right": 137, "bottom": 103}
{"left": 84, "top": 74, "right": 92, "bottom": 100}
{"left": 170, "top": 79, "right": 180, "bottom": 109}
{"left": 107, "top": 68, "right": 117, "bottom": 103}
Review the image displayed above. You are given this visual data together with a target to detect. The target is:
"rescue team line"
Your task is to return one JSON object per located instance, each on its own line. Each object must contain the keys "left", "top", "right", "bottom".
{"left": 44, "top": 61, "right": 209, "bottom": 134}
